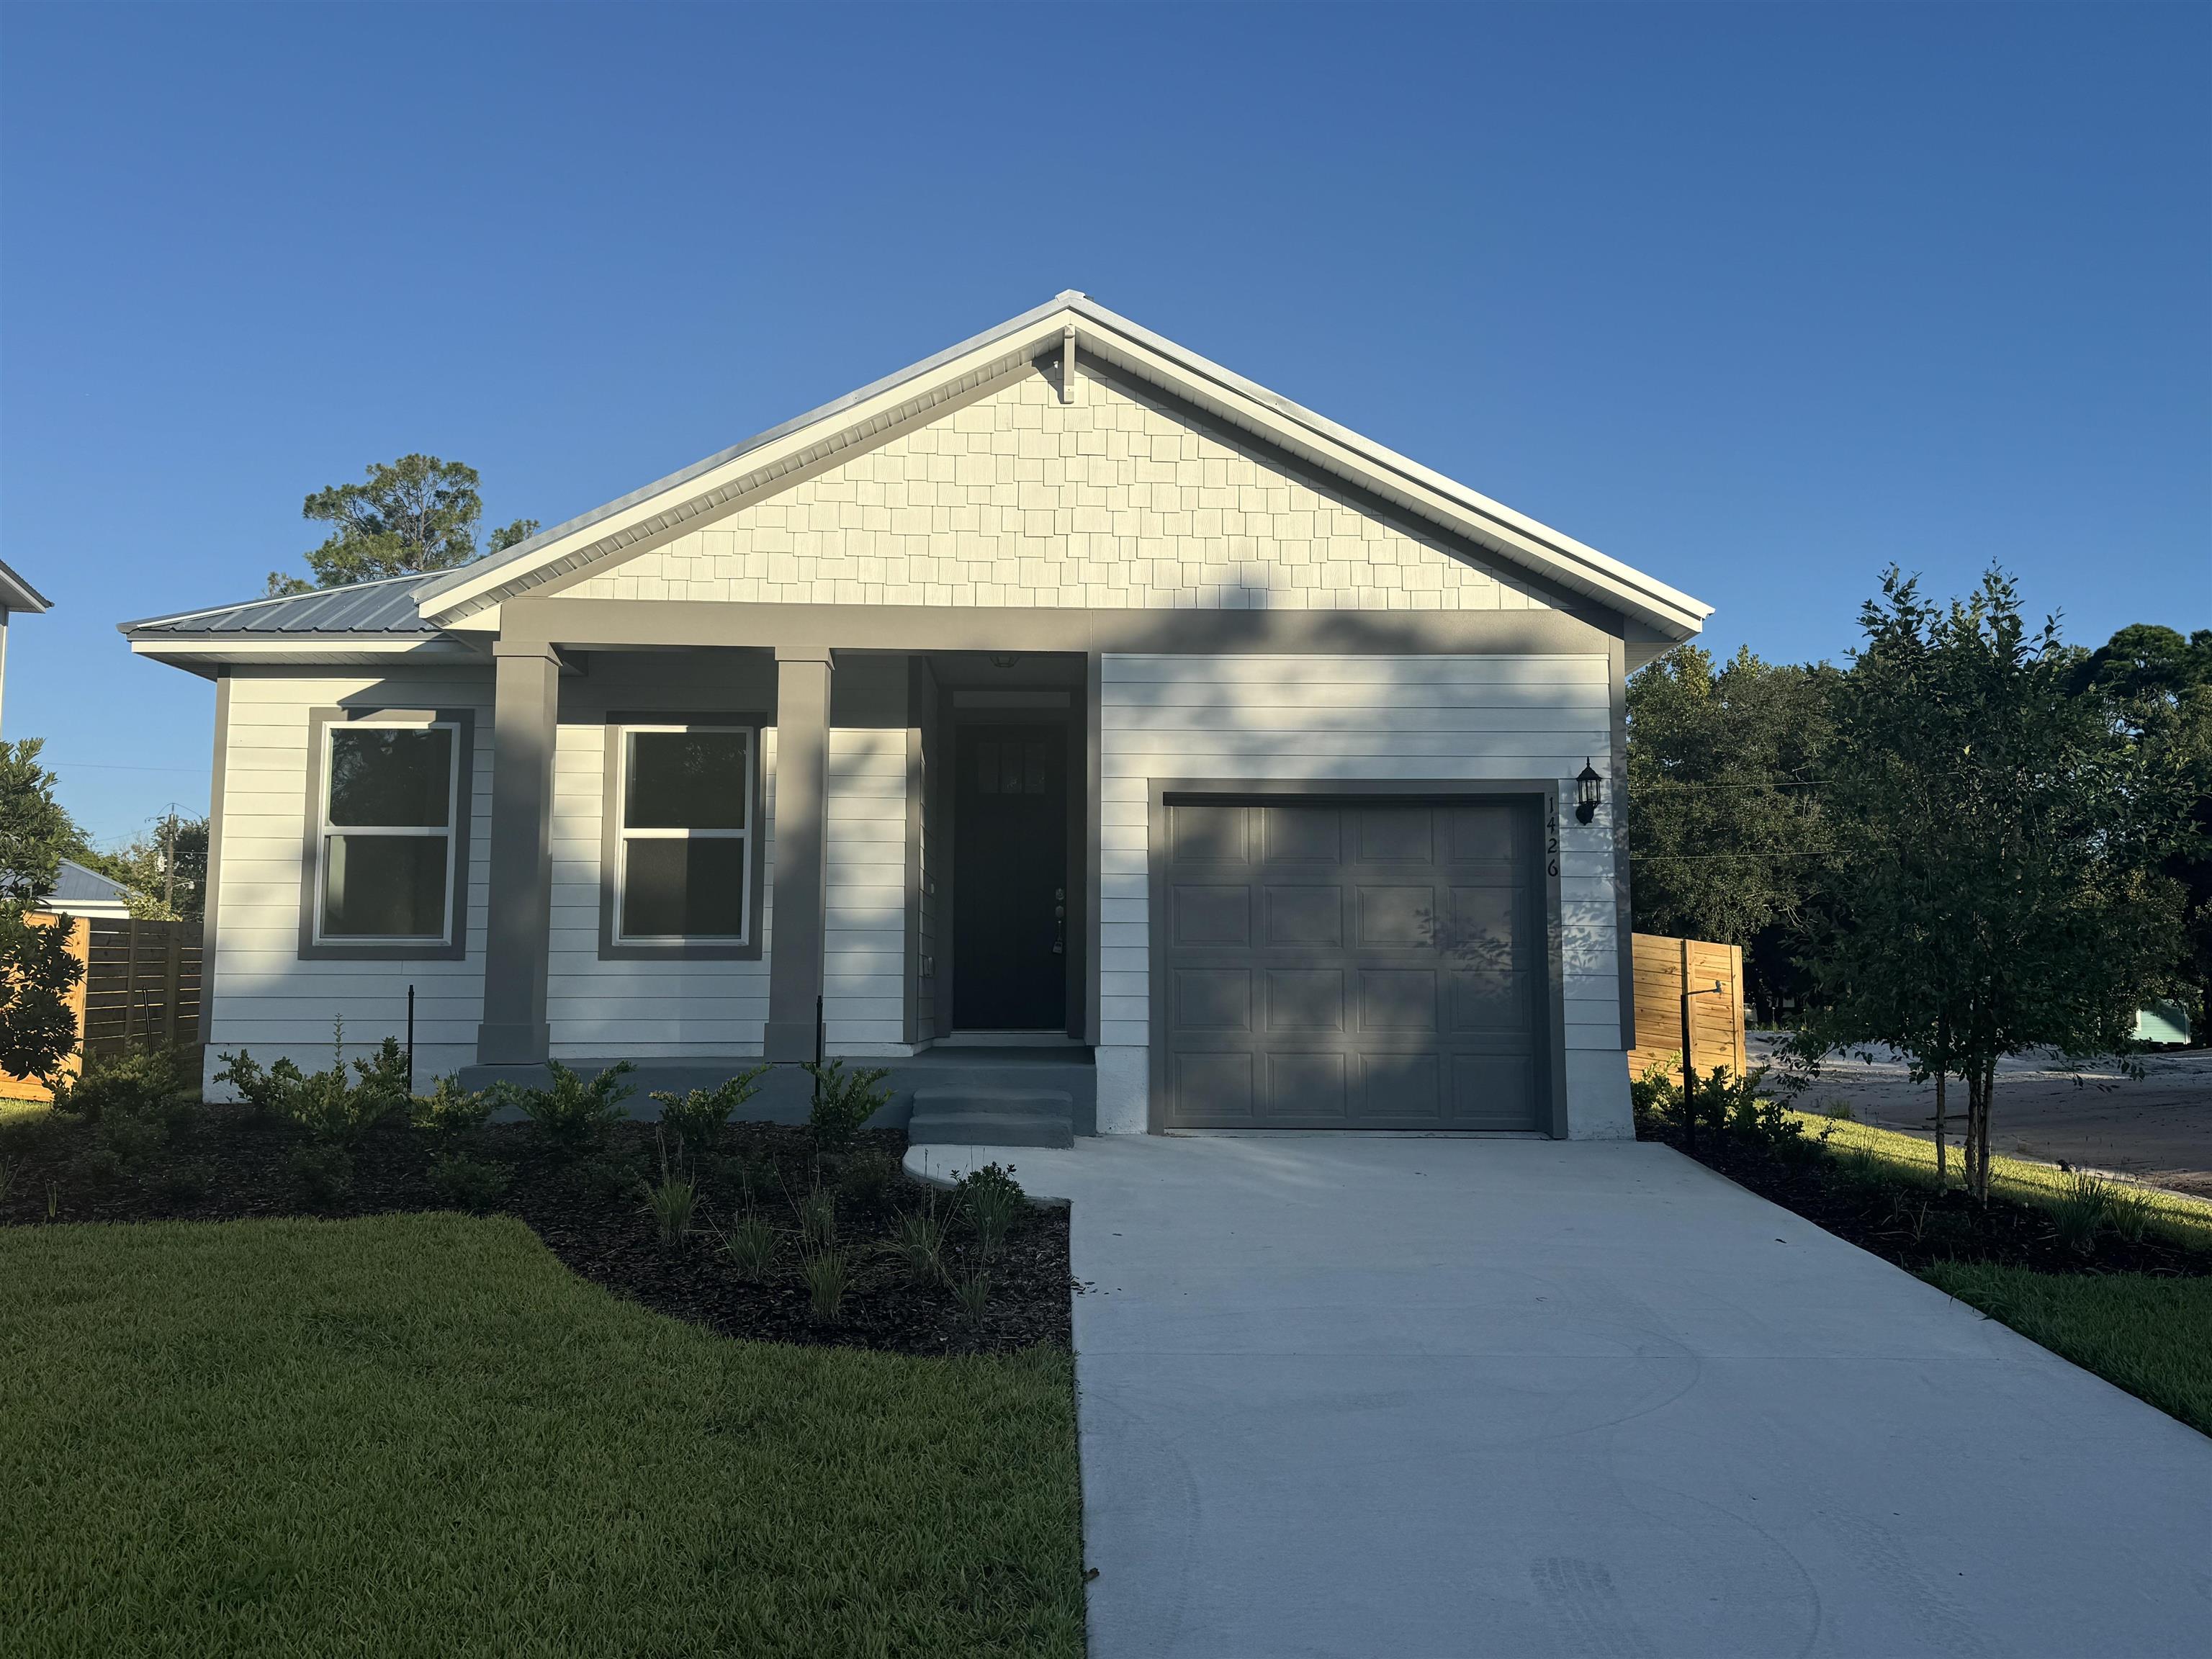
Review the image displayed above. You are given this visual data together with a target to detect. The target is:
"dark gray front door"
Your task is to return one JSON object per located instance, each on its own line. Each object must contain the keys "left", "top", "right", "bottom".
{"left": 1161, "top": 799, "right": 1544, "bottom": 1130}
{"left": 953, "top": 724, "right": 1068, "bottom": 1030}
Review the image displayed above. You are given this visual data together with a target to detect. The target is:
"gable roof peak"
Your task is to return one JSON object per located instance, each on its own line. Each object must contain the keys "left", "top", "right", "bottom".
{"left": 415, "top": 293, "right": 1714, "bottom": 641}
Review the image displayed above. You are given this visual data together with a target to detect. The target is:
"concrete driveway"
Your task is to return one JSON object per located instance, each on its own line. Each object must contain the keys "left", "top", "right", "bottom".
{"left": 909, "top": 1135, "right": 2211, "bottom": 1659}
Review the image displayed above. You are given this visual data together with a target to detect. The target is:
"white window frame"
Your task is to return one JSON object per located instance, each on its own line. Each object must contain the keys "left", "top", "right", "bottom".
{"left": 612, "top": 722, "right": 755, "bottom": 946}
{"left": 313, "top": 716, "right": 462, "bottom": 947}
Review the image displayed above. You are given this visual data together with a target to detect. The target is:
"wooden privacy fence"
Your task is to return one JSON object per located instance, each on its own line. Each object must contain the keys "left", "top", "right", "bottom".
{"left": 0, "top": 915, "right": 202, "bottom": 1102}
{"left": 1626, "top": 932, "right": 1748, "bottom": 1082}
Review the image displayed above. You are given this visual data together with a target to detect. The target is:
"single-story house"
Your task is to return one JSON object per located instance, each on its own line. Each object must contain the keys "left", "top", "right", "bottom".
{"left": 125, "top": 293, "right": 1709, "bottom": 1144}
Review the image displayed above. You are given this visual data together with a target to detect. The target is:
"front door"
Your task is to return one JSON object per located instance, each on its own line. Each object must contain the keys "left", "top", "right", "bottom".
{"left": 953, "top": 723, "right": 1067, "bottom": 1030}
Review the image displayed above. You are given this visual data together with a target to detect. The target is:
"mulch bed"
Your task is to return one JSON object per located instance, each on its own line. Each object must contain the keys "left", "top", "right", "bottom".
{"left": 1638, "top": 1112, "right": 2212, "bottom": 1279}
{"left": 0, "top": 1108, "right": 1071, "bottom": 1356}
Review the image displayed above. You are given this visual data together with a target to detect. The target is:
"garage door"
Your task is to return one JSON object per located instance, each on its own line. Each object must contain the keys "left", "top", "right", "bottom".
{"left": 1159, "top": 797, "right": 1545, "bottom": 1131}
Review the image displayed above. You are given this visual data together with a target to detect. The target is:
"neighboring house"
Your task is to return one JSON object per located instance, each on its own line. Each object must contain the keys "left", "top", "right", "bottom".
{"left": 122, "top": 293, "right": 1710, "bottom": 1142}
{"left": 47, "top": 860, "right": 137, "bottom": 920}
{"left": 0, "top": 557, "right": 53, "bottom": 734}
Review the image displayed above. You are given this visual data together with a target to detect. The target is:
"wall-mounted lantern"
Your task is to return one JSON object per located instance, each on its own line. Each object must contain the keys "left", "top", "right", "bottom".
{"left": 1574, "top": 760, "right": 1604, "bottom": 824}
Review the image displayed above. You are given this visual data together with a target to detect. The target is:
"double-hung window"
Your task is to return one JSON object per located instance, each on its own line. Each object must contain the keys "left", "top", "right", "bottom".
{"left": 614, "top": 725, "right": 753, "bottom": 945}
{"left": 315, "top": 718, "right": 462, "bottom": 945}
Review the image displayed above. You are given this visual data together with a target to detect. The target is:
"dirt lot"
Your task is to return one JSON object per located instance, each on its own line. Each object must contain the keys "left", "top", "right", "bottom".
{"left": 1751, "top": 1035, "right": 2212, "bottom": 1198}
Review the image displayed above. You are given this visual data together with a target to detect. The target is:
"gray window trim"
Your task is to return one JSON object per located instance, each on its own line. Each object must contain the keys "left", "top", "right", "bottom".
{"left": 597, "top": 709, "right": 766, "bottom": 961}
{"left": 297, "top": 706, "right": 474, "bottom": 962}
{"left": 1142, "top": 778, "right": 1568, "bottom": 1139}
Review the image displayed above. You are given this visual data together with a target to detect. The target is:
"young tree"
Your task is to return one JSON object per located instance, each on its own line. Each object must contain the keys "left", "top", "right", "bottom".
{"left": 0, "top": 741, "right": 86, "bottom": 1085}
{"left": 265, "top": 454, "right": 538, "bottom": 595}
{"left": 1626, "top": 645, "right": 1835, "bottom": 1020}
{"left": 76, "top": 814, "right": 210, "bottom": 921}
{"left": 1794, "top": 570, "right": 2188, "bottom": 1198}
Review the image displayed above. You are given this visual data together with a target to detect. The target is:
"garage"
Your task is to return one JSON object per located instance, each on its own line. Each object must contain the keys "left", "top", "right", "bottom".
{"left": 1157, "top": 796, "right": 1547, "bottom": 1132}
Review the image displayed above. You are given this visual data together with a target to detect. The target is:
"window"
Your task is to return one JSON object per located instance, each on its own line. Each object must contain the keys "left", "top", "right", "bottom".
{"left": 315, "top": 719, "right": 461, "bottom": 944}
{"left": 614, "top": 725, "right": 753, "bottom": 943}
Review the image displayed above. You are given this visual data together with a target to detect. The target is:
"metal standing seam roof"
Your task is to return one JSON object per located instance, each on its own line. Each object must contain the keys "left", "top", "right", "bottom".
{"left": 120, "top": 572, "right": 445, "bottom": 637}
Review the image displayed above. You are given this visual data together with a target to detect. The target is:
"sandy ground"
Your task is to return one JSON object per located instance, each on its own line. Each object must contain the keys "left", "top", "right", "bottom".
{"left": 1750, "top": 1033, "right": 2212, "bottom": 1198}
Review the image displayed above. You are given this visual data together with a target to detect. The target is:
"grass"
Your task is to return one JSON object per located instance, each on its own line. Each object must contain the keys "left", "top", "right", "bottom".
{"left": 1786, "top": 1107, "right": 2212, "bottom": 1250}
{"left": 0, "top": 1213, "right": 1085, "bottom": 1658}
{"left": 1920, "top": 1262, "right": 2212, "bottom": 1437}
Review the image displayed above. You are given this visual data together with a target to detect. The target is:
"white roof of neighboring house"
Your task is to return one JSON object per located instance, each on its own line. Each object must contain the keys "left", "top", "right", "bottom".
{"left": 47, "top": 860, "right": 136, "bottom": 918}
{"left": 0, "top": 559, "right": 51, "bottom": 615}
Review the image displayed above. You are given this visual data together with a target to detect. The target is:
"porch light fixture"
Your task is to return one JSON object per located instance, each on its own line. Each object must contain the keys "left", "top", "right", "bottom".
{"left": 1574, "top": 760, "right": 1604, "bottom": 824}
{"left": 991, "top": 653, "right": 1020, "bottom": 669}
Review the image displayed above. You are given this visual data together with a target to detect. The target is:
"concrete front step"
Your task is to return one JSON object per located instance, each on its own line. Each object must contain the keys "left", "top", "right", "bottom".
{"left": 907, "top": 1087, "right": 1075, "bottom": 1149}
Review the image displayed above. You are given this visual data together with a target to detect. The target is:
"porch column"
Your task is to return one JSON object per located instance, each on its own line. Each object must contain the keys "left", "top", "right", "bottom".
{"left": 764, "top": 646, "right": 834, "bottom": 1062}
{"left": 476, "top": 640, "right": 561, "bottom": 1064}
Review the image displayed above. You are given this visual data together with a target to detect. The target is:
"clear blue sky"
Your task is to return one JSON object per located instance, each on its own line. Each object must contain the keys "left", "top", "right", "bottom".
{"left": 3, "top": 2, "right": 2205, "bottom": 845}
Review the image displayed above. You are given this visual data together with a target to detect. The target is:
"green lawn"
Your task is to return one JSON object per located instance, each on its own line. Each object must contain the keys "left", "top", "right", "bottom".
{"left": 1786, "top": 1107, "right": 2212, "bottom": 1249}
{"left": 0, "top": 1213, "right": 1086, "bottom": 1658}
{"left": 1920, "top": 1261, "right": 2212, "bottom": 1437}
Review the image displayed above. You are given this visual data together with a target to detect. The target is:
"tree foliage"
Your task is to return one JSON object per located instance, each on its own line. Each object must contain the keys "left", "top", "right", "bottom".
{"left": 1625, "top": 646, "right": 1834, "bottom": 1017}
{"left": 0, "top": 740, "right": 86, "bottom": 1084}
{"left": 75, "top": 815, "right": 209, "bottom": 921}
{"left": 1789, "top": 570, "right": 2190, "bottom": 1199}
{"left": 2072, "top": 624, "right": 2212, "bottom": 1033}
{"left": 265, "top": 454, "right": 538, "bottom": 595}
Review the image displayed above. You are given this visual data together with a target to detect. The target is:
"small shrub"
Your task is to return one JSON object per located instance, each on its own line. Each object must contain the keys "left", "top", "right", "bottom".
{"left": 53, "top": 1046, "right": 189, "bottom": 1128}
{"left": 649, "top": 1068, "right": 767, "bottom": 1161}
{"left": 153, "top": 1161, "right": 212, "bottom": 1207}
{"left": 887, "top": 1200, "right": 949, "bottom": 1287}
{"left": 722, "top": 1212, "right": 777, "bottom": 1281}
{"left": 513, "top": 1060, "right": 636, "bottom": 1158}
{"left": 289, "top": 1142, "right": 353, "bottom": 1207}
{"left": 77, "top": 1145, "right": 126, "bottom": 1187}
{"left": 1811, "top": 1097, "right": 1856, "bottom": 1123}
{"left": 1630, "top": 1057, "right": 1680, "bottom": 1123}
{"left": 801, "top": 1248, "right": 850, "bottom": 1323}
{"left": 1709, "top": 1067, "right": 1797, "bottom": 1149}
{"left": 411, "top": 1074, "right": 502, "bottom": 1146}
{"left": 214, "top": 1048, "right": 307, "bottom": 1123}
{"left": 953, "top": 1270, "right": 991, "bottom": 1335}
{"left": 429, "top": 1153, "right": 511, "bottom": 1213}
{"left": 2054, "top": 1172, "right": 2110, "bottom": 1254}
{"left": 215, "top": 1024, "right": 410, "bottom": 1146}
{"left": 96, "top": 1112, "right": 166, "bottom": 1172}
{"left": 802, "top": 1059, "right": 890, "bottom": 1152}
{"left": 958, "top": 1162, "right": 1025, "bottom": 1256}
{"left": 352, "top": 1035, "right": 413, "bottom": 1112}
{"left": 639, "top": 1130, "right": 698, "bottom": 1247}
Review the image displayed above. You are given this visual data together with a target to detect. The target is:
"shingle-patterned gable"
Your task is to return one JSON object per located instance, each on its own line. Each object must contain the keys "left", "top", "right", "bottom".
{"left": 568, "top": 369, "right": 1546, "bottom": 613}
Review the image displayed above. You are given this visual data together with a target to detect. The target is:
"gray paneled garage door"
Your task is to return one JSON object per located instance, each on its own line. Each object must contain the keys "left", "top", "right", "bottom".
{"left": 1159, "top": 797, "right": 1544, "bottom": 1131}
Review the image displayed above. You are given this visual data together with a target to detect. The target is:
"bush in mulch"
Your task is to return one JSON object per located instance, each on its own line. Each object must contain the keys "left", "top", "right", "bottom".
{"left": 1635, "top": 1102, "right": 2212, "bottom": 1280}
{"left": 0, "top": 1093, "right": 1070, "bottom": 1356}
